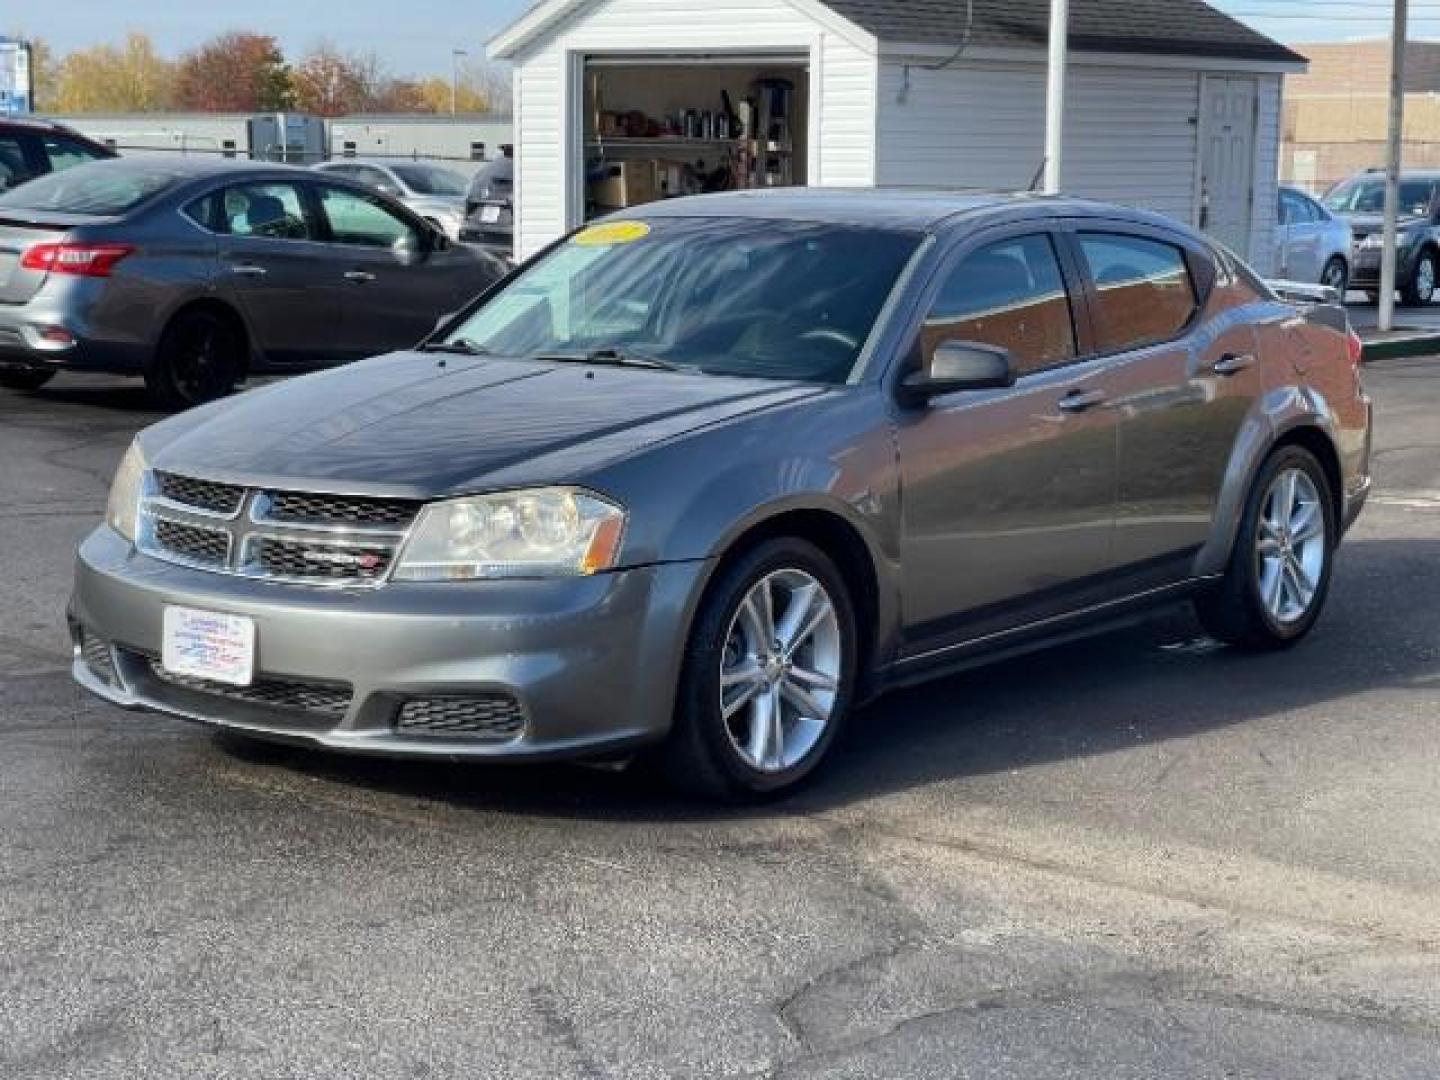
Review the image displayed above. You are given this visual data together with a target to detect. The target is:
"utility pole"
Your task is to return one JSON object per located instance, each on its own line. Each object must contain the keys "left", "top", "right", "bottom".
{"left": 451, "top": 49, "right": 469, "bottom": 116}
{"left": 1379, "top": 0, "right": 1408, "bottom": 331}
{"left": 1043, "top": 0, "right": 1068, "bottom": 194}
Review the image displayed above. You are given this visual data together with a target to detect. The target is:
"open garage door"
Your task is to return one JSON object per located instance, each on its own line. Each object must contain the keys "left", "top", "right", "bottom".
{"left": 580, "top": 54, "right": 810, "bottom": 222}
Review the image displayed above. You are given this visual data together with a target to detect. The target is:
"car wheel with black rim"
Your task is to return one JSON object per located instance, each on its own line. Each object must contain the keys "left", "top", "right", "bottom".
{"left": 146, "top": 308, "right": 243, "bottom": 410}
{"left": 1402, "top": 248, "right": 1438, "bottom": 306}
{"left": 1195, "top": 444, "right": 1336, "bottom": 650}
{"left": 0, "top": 369, "right": 55, "bottom": 392}
{"left": 1320, "top": 256, "right": 1348, "bottom": 296}
{"left": 662, "top": 537, "right": 857, "bottom": 802}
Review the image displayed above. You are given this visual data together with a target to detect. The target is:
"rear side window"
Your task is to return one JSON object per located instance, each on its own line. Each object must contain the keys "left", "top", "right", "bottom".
{"left": 41, "top": 135, "right": 108, "bottom": 173}
{"left": 217, "top": 182, "right": 315, "bottom": 241}
{"left": 922, "top": 233, "right": 1076, "bottom": 376}
{"left": 1078, "top": 233, "right": 1198, "bottom": 354}
{"left": 0, "top": 134, "right": 37, "bottom": 192}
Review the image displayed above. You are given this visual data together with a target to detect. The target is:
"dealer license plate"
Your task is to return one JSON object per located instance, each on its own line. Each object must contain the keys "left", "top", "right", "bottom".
{"left": 480, "top": 205, "right": 502, "bottom": 224}
{"left": 162, "top": 606, "right": 255, "bottom": 687}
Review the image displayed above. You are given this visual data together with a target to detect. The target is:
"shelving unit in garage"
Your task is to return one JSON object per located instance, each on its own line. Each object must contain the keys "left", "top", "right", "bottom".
{"left": 581, "top": 56, "right": 807, "bottom": 221}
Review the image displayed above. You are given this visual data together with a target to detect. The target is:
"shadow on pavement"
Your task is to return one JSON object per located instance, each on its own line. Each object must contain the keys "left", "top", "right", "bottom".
{"left": 210, "top": 535, "right": 1440, "bottom": 823}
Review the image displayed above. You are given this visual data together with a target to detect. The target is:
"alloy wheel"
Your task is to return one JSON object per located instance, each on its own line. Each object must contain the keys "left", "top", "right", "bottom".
{"left": 1254, "top": 467, "right": 1327, "bottom": 625}
{"left": 719, "top": 569, "right": 841, "bottom": 774}
{"left": 1418, "top": 256, "right": 1436, "bottom": 302}
{"left": 1322, "top": 259, "right": 1347, "bottom": 292}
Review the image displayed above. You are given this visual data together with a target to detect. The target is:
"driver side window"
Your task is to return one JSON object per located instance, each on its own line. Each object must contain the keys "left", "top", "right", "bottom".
{"left": 922, "top": 234, "right": 1077, "bottom": 377}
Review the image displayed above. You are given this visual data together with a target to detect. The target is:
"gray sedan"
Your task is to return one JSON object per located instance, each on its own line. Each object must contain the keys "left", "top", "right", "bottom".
{"left": 1275, "top": 185, "right": 1353, "bottom": 293}
{"left": 0, "top": 158, "right": 506, "bottom": 407}
{"left": 70, "top": 191, "right": 1373, "bottom": 800}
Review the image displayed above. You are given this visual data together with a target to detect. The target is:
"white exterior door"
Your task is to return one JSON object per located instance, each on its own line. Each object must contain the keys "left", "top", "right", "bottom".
{"left": 1200, "top": 76, "right": 1257, "bottom": 257}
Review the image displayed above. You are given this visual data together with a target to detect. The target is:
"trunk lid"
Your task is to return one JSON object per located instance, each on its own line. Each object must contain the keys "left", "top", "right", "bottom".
{"left": 0, "top": 211, "right": 114, "bottom": 304}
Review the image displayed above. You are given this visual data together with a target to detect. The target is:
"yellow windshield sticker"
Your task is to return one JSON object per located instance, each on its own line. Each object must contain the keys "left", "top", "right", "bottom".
{"left": 573, "top": 220, "right": 651, "bottom": 247}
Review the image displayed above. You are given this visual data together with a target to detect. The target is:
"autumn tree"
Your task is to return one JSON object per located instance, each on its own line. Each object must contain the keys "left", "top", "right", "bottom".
{"left": 53, "top": 33, "right": 175, "bottom": 113}
{"left": 173, "top": 32, "right": 293, "bottom": 112}
{"left": 291, "top": 46, "right": 374, "bottom": 116}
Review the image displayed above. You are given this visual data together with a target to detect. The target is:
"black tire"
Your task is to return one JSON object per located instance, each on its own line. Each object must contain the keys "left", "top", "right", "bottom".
{"left": 661, "top": 537, "right": 858, "bottom": 802}
{"left": 0, "top": 369, "right": 55, "bottom": 392}
{"left": 1320, "top": 256, "right": 1348, "bottom": 297}
{"left": 146, "top": 308, "right": 243, "bottom": 410}
{"left": 1401, "top": 248, "right": 1438, "bottom": 306}
{"left": 1195, "top": 444, "right": 1336, "bottom": 650}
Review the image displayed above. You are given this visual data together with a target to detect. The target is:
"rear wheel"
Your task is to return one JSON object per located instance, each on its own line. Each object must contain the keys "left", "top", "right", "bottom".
{"left": 1195, "top": 445, "right": 1335, "bottom": 650}
{"left": 0, "top": 369, "right": 55, "bottom": 392}
{"left": 662, "top": 537, "right": 857, "bottom": 802}
{"left": 146, "top": 308, "right": 243, "bottom": 410}
{"left": 1402, "top": 248, "right": 1437, "bottom": 306}
{"left": 1320, "top": 256, "right": 1348, "bottom": 296}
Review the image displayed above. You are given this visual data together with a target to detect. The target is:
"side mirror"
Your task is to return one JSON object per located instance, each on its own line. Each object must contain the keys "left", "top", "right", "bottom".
{"left": 900, "top": 341, "right": 1016, "bottom": 406}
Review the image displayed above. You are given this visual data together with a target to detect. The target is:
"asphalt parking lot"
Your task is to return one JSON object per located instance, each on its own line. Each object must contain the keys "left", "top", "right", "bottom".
{"left": 2, "top": 363, "right": 1439, "bottom": 1079}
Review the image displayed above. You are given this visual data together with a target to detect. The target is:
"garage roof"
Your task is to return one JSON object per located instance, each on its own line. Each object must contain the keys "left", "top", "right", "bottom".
{"left": 824, "top": 0, "right": 1304, "bottom": 63}
{"left": 491, "top": 0, "right": 1302, "bottom": 66}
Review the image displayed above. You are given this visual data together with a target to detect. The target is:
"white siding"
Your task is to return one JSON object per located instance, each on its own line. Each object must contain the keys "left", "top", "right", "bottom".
{"left": 1248, "top": 73, "right": 1283, "bottom": 274}
{"left": 877, "top": 58, "right": 1201, "bottom": 227}
{"left": 509, "top": 0, "right": 878, "bottom": 257}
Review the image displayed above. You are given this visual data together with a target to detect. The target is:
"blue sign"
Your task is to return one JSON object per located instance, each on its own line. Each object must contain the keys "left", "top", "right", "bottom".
{"left": 0, "top": 40, "right": 33, "bottom": 116}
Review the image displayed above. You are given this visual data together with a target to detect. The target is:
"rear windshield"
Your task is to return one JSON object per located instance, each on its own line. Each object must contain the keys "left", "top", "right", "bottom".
{"left": 393, "top": 165, "right": 467, "bottom": 196}
{"left": 442, "top": 216, "right": 923, "bottom": 385}
{"left": 0, "top": 161, "right": 179, "bottom": 216}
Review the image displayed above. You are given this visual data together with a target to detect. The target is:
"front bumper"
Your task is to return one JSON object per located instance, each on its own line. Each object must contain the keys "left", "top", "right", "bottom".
{"left": 1349, "top": 244, "right": 1418, "bottom": 288}
{"left": 70, "top": 526, "right": 706, "bottom": 760}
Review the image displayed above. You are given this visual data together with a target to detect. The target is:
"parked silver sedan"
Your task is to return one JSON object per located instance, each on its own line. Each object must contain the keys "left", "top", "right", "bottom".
{"left": 1275, "top": 185, "right": 1353, "bottom": 293}
{"left": 313, "top": 159, "right": 470, "bottom": 240}
{"left": 0, "top": 158, "right": 506, "bottom": 406}
{"left": 70, "top": 191, "right": 1372, "bottom": 801}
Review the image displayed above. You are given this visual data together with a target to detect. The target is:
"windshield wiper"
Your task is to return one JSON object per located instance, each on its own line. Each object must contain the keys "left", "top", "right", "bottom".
{"left": 535, "top": 348, "right": 680, "bottom": 372}
{"left": 419, "top": 338, "right": 491, "bottom": 355}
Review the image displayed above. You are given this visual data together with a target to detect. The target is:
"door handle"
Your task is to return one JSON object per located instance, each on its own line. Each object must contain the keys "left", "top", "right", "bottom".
{"left": 1213, "top": 353, "right": 1256, "bottom": 376}
{"left": 1057, "top": 388, "right": 1109, "bottom": 413}
{"left": 344, "top": 270, "right": 376, "bottom": 284}
{"left": 229, "top": 264, "right": 267, "bottom": 277}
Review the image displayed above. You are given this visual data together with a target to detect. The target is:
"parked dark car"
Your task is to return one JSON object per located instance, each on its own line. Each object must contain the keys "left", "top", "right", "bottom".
{"left": 460, "top": 150, "right": 512, "bottom": 259}
{"left": 71, "top": 190, "right": 1372, "bottom": 800}
{"left": 0, "top": 158, "right": 507, "bottom": 406}
{"left": 1324, "top": 169, "right": 1440, "bottom": 305}
{"left": 0, "top": 116, "right": 114, "bottom": 194}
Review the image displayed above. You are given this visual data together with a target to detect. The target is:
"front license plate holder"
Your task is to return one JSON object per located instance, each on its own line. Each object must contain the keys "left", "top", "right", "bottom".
{"left": 162, "top": 606, "right": 256, "bottom": 687}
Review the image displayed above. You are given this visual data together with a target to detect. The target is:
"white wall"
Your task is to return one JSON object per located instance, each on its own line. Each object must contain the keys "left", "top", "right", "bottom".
{"left": 508, "top": 0, "right": 879, "bottom": 258}
{"left": 876, "top": 57, "right": 1285, "bottom": 271}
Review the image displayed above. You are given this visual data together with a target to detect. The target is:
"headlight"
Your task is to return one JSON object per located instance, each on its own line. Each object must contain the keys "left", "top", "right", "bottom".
{"left": 105, "top": 440, "right": 147, "bottom": 541}
{"left": 393, "top": 488, "right": 626, "bottom": 581}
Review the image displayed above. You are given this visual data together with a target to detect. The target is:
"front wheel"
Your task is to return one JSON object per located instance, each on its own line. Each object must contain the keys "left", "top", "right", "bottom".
{"left": 662, "top": 538, "right": 857, "bottom": 802}
{"left": 1402, "top": 249, "right": 1437, "bottom": 306}
{"left": 0, "top": 369, "right": 55, "bottom": 392}
{"left": 1195, "top": 445, "right": 1336, "bottom": 650}
{"left": 146, "top": 309, "right": 243, "bottom": 410}
{"left": 1320, "top": 256, "right": 1348, "bottom": 297}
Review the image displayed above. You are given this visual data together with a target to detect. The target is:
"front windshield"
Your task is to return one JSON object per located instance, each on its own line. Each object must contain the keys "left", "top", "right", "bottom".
{"left": 441, "top": 216, "right": 922, "bottom": 384}
{"left": 1325, "top": 177, "right": 1439, "bottom": 217}
{"left": 393, "top": 165, "right": 467, "bottom": 196}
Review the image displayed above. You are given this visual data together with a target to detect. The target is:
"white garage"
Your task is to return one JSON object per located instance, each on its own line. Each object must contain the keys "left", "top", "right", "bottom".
{"left": 489, "top": 0, "right": 1303, "bottom": 270}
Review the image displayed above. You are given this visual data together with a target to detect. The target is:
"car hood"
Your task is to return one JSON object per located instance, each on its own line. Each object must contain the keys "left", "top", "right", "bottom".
{"left": 1342, "top": 212, "right": 1428, "bottom": 237}
{"left": 143, "top": 353, "right": 828, "bottom": 498}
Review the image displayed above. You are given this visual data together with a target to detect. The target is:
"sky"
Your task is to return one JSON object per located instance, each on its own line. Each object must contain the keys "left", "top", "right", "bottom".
{"left": 4, "top": 0, "right": 1437, "bottom": 77}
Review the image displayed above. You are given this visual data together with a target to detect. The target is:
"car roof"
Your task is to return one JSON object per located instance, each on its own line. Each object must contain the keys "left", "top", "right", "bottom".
{"left": 316, "top": 158, "right": 398, "bottom": 170}
{"left": 625, "top": 187, "right": 1190, "bottom": 235}
{"left": 0, "top": 116, "right": 77, "bottom": 134}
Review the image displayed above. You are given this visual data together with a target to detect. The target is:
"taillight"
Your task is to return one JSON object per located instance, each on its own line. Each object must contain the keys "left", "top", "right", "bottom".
{"left": 1346, "top": 328, "right": 1365, "bottom": 366}
{"left": 20, "top": 243, "right": 135, "bottom": 278}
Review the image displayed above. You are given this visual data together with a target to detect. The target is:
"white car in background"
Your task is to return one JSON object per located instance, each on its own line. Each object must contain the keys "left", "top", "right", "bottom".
{"left": 1275, "top": 185, "right": 1354, "bottom": 295}
{"left": 313, "top": 159, "right": 469, "bottom": 240}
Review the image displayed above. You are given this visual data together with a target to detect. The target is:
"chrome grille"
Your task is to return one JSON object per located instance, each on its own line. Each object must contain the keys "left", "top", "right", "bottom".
{"left": 245, "top": 535, "right": 394, "bottom": 583}
{"left": 147, "top": 657, "right": 352, "bottom": 718}
{"left": 155, "top": 472, "right": 245, "bottom": 516}
{"left": 264, "top": 491, "right": 420, "bottom": 528}
{"left": 138, "top": 472, "right": 413, "bottom": 587}
{"left": 153, "top": 518, "right": 231, "bottom": 567}
{"left": 395, "top": 695, "right": 526, "bottom": 739}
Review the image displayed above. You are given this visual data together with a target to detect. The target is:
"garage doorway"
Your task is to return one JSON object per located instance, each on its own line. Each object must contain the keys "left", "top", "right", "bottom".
{"left": 578, "top": 55, "right": 810, "bottom": 223}
{"left": 1199, "top": 75, "right": 1258, "bottom": 257}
